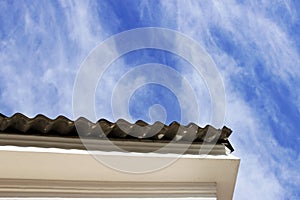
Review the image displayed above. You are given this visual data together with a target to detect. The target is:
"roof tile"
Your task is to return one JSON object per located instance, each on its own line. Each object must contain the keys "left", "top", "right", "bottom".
{"left": 0, "top": 113, "right": 234, "bottom": 152}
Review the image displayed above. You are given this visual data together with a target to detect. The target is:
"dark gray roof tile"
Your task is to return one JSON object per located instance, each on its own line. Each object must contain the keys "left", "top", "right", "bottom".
{"left": 0, "top": 113, "right": 234, "bottom": 152}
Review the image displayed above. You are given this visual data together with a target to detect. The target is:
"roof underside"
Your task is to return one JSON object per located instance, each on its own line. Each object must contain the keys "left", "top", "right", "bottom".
{"left": 0, "top": 113, "right": 234, "bottom": 152}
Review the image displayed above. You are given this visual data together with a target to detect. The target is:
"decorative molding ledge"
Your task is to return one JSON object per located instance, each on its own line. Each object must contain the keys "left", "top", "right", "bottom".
{"left": 0, "top": 179, "right": 216, "bottom": 198}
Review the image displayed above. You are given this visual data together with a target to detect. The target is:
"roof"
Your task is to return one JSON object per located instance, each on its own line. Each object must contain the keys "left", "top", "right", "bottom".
{"left": 0, "top": 113, "right": 234, "bottom": 152}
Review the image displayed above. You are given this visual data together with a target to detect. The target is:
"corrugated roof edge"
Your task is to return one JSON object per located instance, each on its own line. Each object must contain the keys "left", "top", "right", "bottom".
{"left": 0, "top": 113, "right": 234, "bottom": 152}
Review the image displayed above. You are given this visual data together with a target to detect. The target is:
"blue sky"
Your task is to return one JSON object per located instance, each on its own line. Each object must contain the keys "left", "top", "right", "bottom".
{"left": 0, "top": 0, "right": 299, "bottom": 199}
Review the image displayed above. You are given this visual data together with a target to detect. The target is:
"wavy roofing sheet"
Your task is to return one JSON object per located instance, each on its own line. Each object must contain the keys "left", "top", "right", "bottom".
{"left": 0, "top": 113, "right": 234, "bottom": 152}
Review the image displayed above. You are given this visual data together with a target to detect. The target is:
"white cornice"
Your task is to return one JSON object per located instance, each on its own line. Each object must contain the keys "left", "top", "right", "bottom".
{"left": 0, "top": 146, "right": 239, "bottom": 199}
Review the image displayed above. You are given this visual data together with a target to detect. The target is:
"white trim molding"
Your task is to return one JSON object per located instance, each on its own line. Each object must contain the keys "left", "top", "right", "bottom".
{"left": 0, "top": 179, "right": 216, "bottom": 198}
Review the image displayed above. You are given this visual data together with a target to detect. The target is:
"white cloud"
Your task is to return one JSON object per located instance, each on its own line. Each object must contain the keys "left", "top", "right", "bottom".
{"left": 160, "top": 0, "right": 300, "bottom": 199}
{"left": 0, "top": 1, "right": 109, "bottom": 119}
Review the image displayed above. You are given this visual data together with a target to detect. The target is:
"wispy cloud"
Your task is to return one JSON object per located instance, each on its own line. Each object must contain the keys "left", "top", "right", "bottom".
{"left": 0, "top": 1, "right": 299, "bottom": 199}
{"left": 159, "top": 0, "right": 300, "bottom": 199}
{"left": 0, "top": 1, "right": 109, "bottom": 118}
